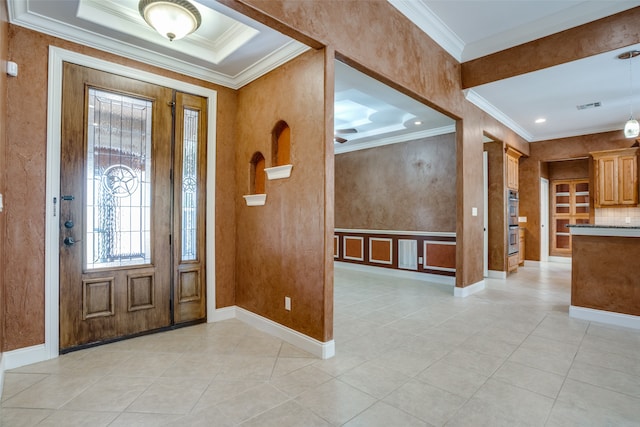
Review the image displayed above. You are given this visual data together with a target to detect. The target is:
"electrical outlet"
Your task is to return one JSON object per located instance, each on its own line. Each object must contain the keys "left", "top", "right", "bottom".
{"left": 285, "top": 296, "right": 291, "bottom": 311}
{"left": 626, "top": 217, "right": 631, "bottom": 224}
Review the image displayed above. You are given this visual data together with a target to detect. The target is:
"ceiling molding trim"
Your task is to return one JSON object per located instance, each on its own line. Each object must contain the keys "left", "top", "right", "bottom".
{"left": 231, "top": 41, "right": 311, "bottom": 89}
{"left": 464, "top": 89, "right": 533, "bottom": 142}
{"left": 8, "top": 7, "right": 238, "bottom": 86}
{"left": 208, "top": 22, "right": 260, "bottom": 64}
{"left": 387, "top": 0, "right": 464, "bottom": 62}
{"left": 334, "top": 125, "right": 456, "bottom": 155}
{"left": 77, "top": 0, "right": 260, "bottom": 66}
{"left": 7, "top": 4, "right": 307, "bottom": 90}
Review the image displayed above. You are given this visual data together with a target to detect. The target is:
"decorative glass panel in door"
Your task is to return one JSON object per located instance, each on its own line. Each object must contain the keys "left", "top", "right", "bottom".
{"left": 86, "top": 89, "right": 152, "bottom": 269}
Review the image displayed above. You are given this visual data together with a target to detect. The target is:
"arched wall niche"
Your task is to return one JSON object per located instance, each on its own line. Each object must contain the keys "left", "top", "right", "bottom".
{"left": 250, "top": 151, "right": 266, "bottom": 194}
{"left": 272, "top": 120, "right": 291, "bottom": 166}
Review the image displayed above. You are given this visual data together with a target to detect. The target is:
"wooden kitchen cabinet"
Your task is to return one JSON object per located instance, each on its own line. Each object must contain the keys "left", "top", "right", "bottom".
{"left": 507, "top": 253, "right": 519, "bottom": 272}
{"left": 506, "top": 147, "right": 521, "bottom": 191}
{"left": 591, "top": 147, "right": 639, "bottom": 207}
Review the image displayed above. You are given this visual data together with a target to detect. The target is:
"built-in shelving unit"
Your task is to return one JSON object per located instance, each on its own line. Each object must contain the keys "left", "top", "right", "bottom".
{"left": 551, "top": 179, "right": 589, "bottom": 256}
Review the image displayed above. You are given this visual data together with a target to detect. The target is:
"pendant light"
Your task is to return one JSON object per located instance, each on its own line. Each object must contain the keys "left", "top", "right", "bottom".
{"left": 139, "top": 0, "right": 202, "bottom": 42}
{"left": 620, "top": 50, "right": 640, "bottom": 139}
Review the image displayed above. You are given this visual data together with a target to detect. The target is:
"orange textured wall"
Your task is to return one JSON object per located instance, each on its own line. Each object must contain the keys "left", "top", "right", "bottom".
{"left": 235, "top": 49, "right": 333, "bottom": 341}
{"left": 520, "top": 131, "right": 633, "bottom": 261}
{"left": 224, "top": 0, "right": 529, "bottom": 289}
{"left": 548, "top": 159, "right": 589, "bottom": 181}
{"left": 572, "top": 235, "right": 640, "bottom": 316}
{"left": 3, "top": 25, "right": 237, "bottom": 351}
{"left": 335, "top": 133, "right": 456, "bottom": 232}
{"left": 0, "top": 0, "right": 8, "bottom": 355}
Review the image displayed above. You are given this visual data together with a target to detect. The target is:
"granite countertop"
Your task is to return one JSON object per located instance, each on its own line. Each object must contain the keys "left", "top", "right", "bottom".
{"left": 567, "top": 224, "right": 640, "bottom": 229}
{"left": 567, "top": 224, "right": 640, "bottom": 237}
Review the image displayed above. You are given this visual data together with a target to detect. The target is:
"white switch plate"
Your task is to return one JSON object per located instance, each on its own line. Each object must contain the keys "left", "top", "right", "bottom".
{"left": 625, "top": 217, "right": 631, "bottom": 224}
{"left": 285, "top": 296, "right": 291, "bottom": 311}
{"left": 0, "top": 193, "right": 3, "bottom": 212}
{"left": 472, "top": 207, "right": 478, "bottom": 216}
{"left": 418, "top": 257, "right": 423, "bottom": 264}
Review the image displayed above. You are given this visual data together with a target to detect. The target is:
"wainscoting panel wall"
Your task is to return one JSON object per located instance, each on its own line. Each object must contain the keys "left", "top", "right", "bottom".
{"left": 335, "top": 229, "right": 456, "bottom": 277}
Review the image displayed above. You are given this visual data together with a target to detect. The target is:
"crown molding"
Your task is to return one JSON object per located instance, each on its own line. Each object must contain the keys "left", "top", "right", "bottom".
{"left": 232, "top": 41, "right": 310, "bottom": 89}
{"left": 7, "top": 1, "right": 308, "bottom": 90}
{"left": 334, "top": 125, "right": 455, "bottom": 154}
{"left": 464, "top": 89, "right": 533, "bottom": 142}
{"left": 388, "top": 0, "right": 464, "bottom": 62}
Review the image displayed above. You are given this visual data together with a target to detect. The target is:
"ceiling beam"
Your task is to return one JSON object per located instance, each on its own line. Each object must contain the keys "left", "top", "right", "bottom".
{"left": 461, "top": 6, "right": 640, "bottom": 89}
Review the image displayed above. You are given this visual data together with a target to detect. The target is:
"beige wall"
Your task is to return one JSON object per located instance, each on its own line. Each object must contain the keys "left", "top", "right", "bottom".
{"left": 519, "top": 130, "right": 633, "bottom": 261}
{"left": 235, "top": 49, "right": 333, "bottom": 342}
{"left": 2, "top": 25, "right": 238, "bottom": 351}
{"left": 335, "top": 133, "right": 456, "bottom": 232}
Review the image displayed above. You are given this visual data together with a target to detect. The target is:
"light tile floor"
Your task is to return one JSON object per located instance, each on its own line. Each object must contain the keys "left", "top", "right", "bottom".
{"left": 2, "top": 262, "right": 640, "bottom": 426}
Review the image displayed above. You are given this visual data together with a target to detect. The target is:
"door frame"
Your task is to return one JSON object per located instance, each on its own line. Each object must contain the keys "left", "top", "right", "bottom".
{"left": 483, "top": 151, "right": 489, "bottom": 277}
{"left": 44, "top": 47, "right": 217, "bottom": 359}
{"left": 540, "top": 177, "right": 549, "bottom": 262}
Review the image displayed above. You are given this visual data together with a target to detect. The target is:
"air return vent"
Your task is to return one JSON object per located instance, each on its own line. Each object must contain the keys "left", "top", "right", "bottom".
{"left": 398, "top": 239, "right": 417, "bottom": 270}
{"left": 576, "top": 102, "right": 601, "bottom": 110}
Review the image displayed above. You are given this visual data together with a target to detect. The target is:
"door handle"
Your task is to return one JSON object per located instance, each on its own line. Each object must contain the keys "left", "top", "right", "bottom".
{"left": 63, "top": 237, "right": 80, "bottom": 246}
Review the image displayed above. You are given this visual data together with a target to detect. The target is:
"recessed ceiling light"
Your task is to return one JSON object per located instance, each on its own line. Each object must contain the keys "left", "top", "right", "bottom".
{"left": 414, "top": 120, "right": 422, "bottom": 125}
{"left": 535, "top": 118, "right": 546, "bottom": 124}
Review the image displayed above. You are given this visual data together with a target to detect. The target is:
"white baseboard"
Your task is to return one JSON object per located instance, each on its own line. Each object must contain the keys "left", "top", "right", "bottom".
{"left": 549, "top": 256, "right": 571, "bottom": 264}
{"left": 209, "top": 306, "right": 236, "bottom": 322}
{"left": 0, "top": 353, "right": 4, "bottom": 400}
{"left": 335, "top": 261, "right": 455, "bottom": 286}
{"left": 235, "top": 307, "right": 335, "bottom": 359}
{"left": 570, "top": 305, "right": 640, "bottom": 330}
{"left": 454, "top": 280, "right": 485, "bottom": 298}
{"left": 2, "top": 306, "right": 334, "bottom": 374}
{"left": 488, "top": 270, "right": 507, "bottom": 279}
{"left": 3, "top": 344, "right": 48, "bottom": 370}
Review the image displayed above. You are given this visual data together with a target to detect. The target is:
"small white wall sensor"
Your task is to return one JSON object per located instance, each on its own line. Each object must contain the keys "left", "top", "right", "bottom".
{"left": 6, "top": 61, "right": 18, "bottom": 77}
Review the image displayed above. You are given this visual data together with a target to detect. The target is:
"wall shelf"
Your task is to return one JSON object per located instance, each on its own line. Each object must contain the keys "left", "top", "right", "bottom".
{"left": 243, "top": 194, "right": 267, "bottom": 206}
{"left": 265, "top": 164, "right": 293, "bottom": 180}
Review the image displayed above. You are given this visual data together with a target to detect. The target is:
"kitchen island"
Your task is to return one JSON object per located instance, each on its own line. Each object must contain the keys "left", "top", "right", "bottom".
{"left": 568, "top": 224, "right": 640, "bottom": 329}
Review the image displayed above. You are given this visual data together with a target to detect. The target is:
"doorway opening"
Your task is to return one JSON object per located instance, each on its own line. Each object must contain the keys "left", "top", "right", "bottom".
{"left": 332, "top": 59, "right": 458, "bottom": 289}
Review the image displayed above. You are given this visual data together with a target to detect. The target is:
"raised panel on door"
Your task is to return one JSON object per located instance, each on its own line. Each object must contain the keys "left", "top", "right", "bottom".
{"left": 597, "top": 157, "right": 618, "bottom": 206}
{"left": 60, "top": 63, "right": 173, "bottom": 351}
{"left": 618, "top": 155, "right": 638, "bottom": 205}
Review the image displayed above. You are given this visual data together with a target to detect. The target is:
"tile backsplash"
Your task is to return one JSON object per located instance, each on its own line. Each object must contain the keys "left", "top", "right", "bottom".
{"left": 594, "top": 207, "right": 640, "bottom": 226}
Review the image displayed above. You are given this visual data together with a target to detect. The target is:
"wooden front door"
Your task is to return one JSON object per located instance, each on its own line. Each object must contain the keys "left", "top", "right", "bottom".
{"left": 59, "top": 63, "right": 207, "bottom": 351}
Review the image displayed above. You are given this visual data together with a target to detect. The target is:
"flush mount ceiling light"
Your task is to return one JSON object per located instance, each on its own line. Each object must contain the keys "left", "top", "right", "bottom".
{"left": 139, "top": 0, "right": 202, "bottom": 41}
{"left": 619, "top": 50, "right": 640, "bottom": 139}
